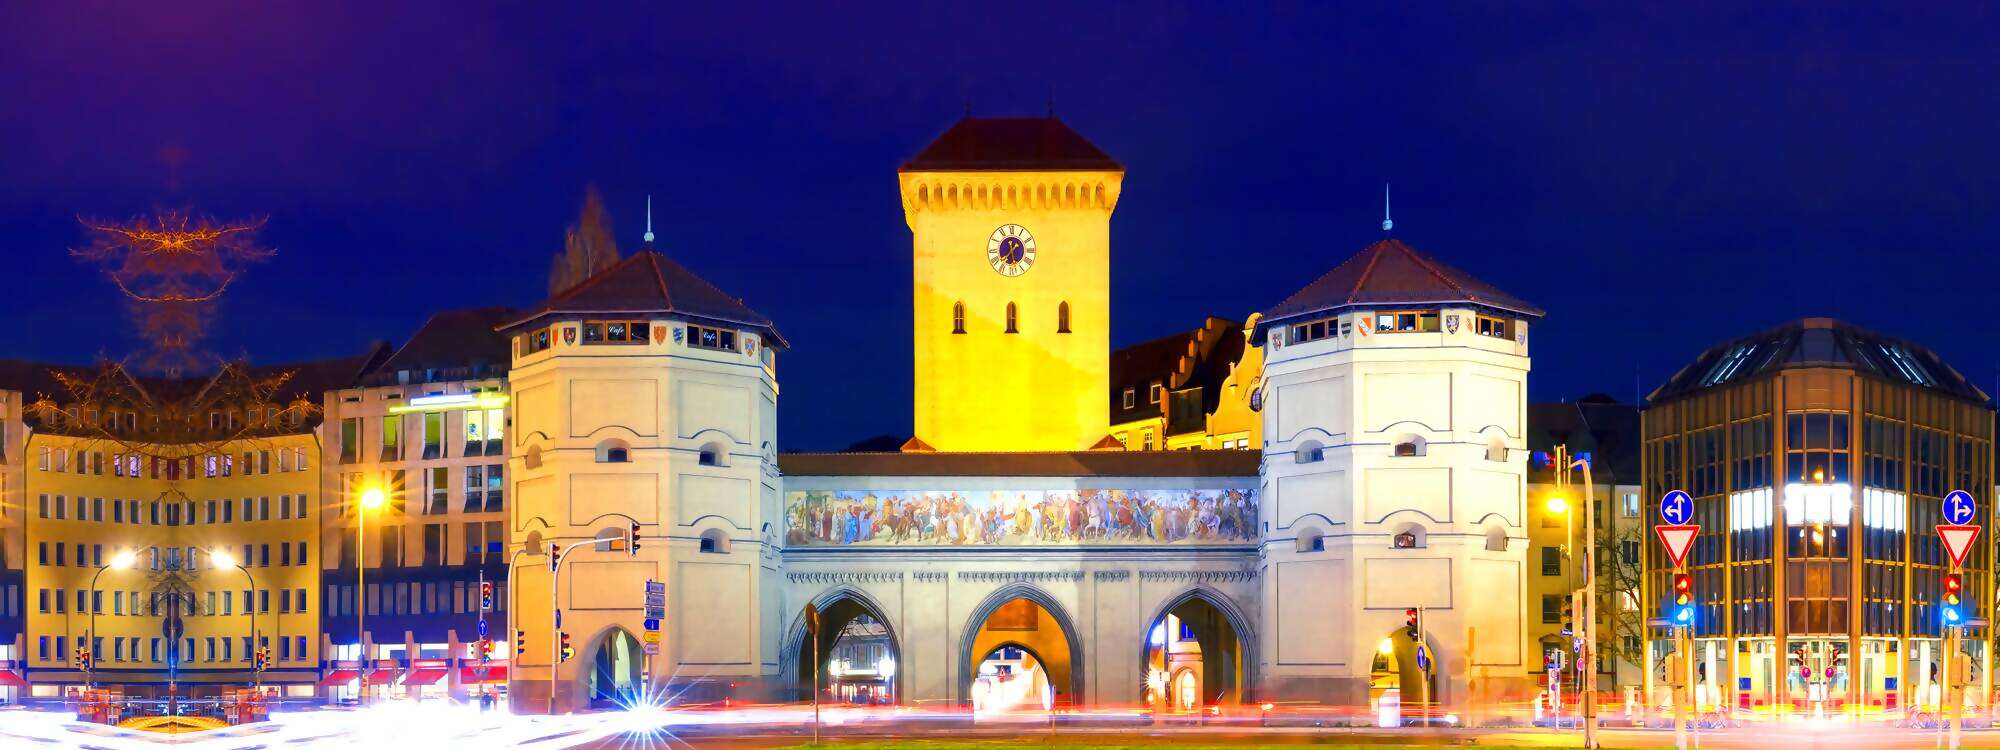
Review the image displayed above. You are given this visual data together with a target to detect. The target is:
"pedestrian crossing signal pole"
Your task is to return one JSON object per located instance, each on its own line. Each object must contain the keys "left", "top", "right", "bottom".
{"left": 805, "top": 602, "right": 821, "bottom": 744}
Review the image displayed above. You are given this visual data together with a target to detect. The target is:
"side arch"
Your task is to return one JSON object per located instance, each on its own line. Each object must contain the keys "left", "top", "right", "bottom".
{"left": 958, "top": 582, "right": 1086, "bottom": 705}
{"left": 778, "top": 585, "right": 905, "bottom": 703}
{"left": 1138, "top": 584, "right": 1260, "bottom": 704}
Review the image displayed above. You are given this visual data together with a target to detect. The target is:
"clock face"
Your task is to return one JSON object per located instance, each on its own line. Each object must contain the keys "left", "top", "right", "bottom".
{"left": 986, "top": 224, "right": 1036, "bottom": 277}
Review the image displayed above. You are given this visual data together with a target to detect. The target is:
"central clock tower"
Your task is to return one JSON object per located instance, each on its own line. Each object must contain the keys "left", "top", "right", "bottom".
{"left": 899, "top": 116, "right": 1123, "bottom": 451}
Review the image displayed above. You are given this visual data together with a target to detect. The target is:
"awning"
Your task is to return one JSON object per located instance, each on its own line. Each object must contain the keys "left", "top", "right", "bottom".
{"left": 318, "top": 669, "right": 359, "bottom": 687}
{"left": 403, "top": 667, "right": 449, "bottom": 686}
{"left": 0, "top": 671, "right": 24, "bottom": 687}
{"left": 365, "top": 668, "right": 401, "bottom": 685}
{"left": 459, "top": 665, "right": 508, "bottom": 684}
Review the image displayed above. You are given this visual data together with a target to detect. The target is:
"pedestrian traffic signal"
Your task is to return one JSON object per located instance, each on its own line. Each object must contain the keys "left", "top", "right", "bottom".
{"left": 255, "top": 646, "right": 271, "bottom": 671}
{"left": 479, "top": 581, "right": 495, "bottom": 612}
{"left": 1403, "top": 608, "right": 1419, "bottom": 640}
{"left": 628, "top": 522, "right": 643, "bottom": 556}
{"left": 75, "top": 647, "right": 91, "bottom": 670}
{"left": 1560, "top": 597, "right": 1575, "bottom": 637}
{"left": 1943, "top": 573, "right": 1964, "bottom": 626}
{"left": 559, "top": 631, "right": 574, "bottom": 662}
{"left": 1671, "top": 573, "right": 1695, "bottom": 625}
{"left": 549, "top": 543, "right": 561, "bottom": 572}
{"left": 515, "top": 629, "right": 528, "bottom": 657}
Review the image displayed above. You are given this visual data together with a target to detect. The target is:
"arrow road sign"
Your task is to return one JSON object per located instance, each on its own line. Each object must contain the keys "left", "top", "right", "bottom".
{"left": 1655, "top": 524, "right": 1701, "bottom": 568}
{"left": 1945, "top": 490, "right": 1978, "bottom": 526}
{"left": 1660, "top": 490, "right": 1693, "bottom": 526}
{"left": 1939, "top": 524, "right": 1983, "bottom": 568}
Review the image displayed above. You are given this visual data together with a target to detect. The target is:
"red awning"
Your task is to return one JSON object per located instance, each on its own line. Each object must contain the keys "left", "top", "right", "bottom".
{"left": 365, "top": 668, "right": 401, "bottom": 685}
{"left": 459, "top": 665, "right": 507, "bottom": 684}
{"left": 318, "top": 669, "right": 359, "bottom": 687}
{"left": 403, "top": 667, "right": 449, "bottom": 686}
{"left": 0, "top": 671, "right": 24, "bottom": 687}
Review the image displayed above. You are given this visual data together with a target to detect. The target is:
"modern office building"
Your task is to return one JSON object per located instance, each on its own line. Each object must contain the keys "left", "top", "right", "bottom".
{"left": 1642, "top": 317, "right": 1994, "bottom": 717}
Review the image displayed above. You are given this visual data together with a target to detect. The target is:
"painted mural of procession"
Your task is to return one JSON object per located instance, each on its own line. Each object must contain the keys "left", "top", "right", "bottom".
{"left": 784, "top": 488, "right": 1258, "bottom": 546}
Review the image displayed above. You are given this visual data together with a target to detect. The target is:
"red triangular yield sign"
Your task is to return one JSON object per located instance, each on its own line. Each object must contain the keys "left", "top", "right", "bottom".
{"left": 1655, "top": 524, "right": 1700, "bottom": 567}
{"left": 1938, "top": 524, "right": 1982, "bottom": 567}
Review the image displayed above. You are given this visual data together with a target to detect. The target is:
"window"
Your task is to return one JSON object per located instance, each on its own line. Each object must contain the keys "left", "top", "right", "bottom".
{"left": 428, "top": 467, "right": 449, "bottom": 514}
{"left": 698, "top": 442, "right": 727, "bottom": 467}
{"left": 422, "top": 412, "right": 444, "bottom": 459}
{"left": 381, "top": 414, "right": 403, "bottom": 461}
{"left": 466, "top": 407, "right": 503, "bottom": 456}
{"left": 1004, "top": 302, "right": 1018, "bottom": 334}
{"left": 1289, "top": 316, "right": 1336, "bottom": 344}
{"left": 1541, "top": 546, "right": 1563, "bottom": 576}
{"left": 688, "top": 324, "right": 737, "bottom": 352}
{"left": 1121, "top": 387, "right": 1135, "bottom": 409}
{"left": 1057, "top": 301, "right": 1070, "bottom": 333}
{"left": 1295, "top": 441, "right": 1324, "bottom": 464}
{"left": 1621, "top": 492, "right": 1640, "bottom": 518}
{"left": 595, "top": 439, "right": 630, "bottom": 463}
{"left": 522, "top": 327, "right": 553, "bottom": 355}
{"left": 339, "top": 418, "right": 360, "bottom": 464}
{"left": 423, "top": 524, "right": 446, "bottom": 566}
{"left": 1542, "top": 595, "right": 1564, "bottom": 624}
{"left": 698, "top": 529, "right": 728, "bottom": 554}
{"left": 1475, "top": 315, "right": 1514, "bottom": 340}
{"left": 1374, "top": 310, "right": 1440, "bottom": 333}
{"left": 1148, "top": 381, "right": 1163, "bottom": 404}
{"left": 1393, "top": 436, "right": 1426, "bottom": 457}
{"left": 582, "top": 320, "right": 648, "bottom": 345}
{"left": 952, "top": 302, "right": 966, "bottom": 334}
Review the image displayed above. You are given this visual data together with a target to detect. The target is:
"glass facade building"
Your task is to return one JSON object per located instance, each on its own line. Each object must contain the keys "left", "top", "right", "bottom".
{"left": 1643, "top": 317, "right": 1993, "bottom": 718}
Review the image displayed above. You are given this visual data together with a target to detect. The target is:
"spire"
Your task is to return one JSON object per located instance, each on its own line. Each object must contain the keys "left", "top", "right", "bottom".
{"left": 1381, "top": 183, "right": 1393, "bottom": 233}
{"left": 642, "top": 195, "right": 655, "bottom": 245}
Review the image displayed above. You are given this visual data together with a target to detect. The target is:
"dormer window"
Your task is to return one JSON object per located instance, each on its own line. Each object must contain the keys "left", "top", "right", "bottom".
{"left": 1148, "top": 381, "right": 1163, "bottom": 404}
{"left": 1375, "top": 311, "right": 1440, "bottom": 333}
{"left": 1475, "top": 315, "right": 1515, "bottom": 340}
{"left": 1122, "top": 387, "right": 1136, "bottom": 409}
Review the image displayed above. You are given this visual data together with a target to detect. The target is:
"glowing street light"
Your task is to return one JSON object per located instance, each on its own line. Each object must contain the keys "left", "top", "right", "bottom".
{"left": 356, "top": 484, "right": 386, "bottom": 705}
{"left": 82, "top": 548, "right": 139, "bottom": 688}
{"left": 1544, "top": 495, "right": 1570, "bottom": 514}
{"left": 199, "top": 547, "right": 261, "bottom": 687}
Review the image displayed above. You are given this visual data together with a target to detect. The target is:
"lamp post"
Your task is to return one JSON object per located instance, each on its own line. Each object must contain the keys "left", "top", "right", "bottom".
{"left": 83, "top": 550, "right": 138, "bottom": 689}
{"left": 356, "top": 486, "right": 386, "bottom": 705}
{"left": 206, "top": 549, "right": 260, "bottom": 689}
{"left": 1549, "top": 444, "right": 1600, "bottom": 749}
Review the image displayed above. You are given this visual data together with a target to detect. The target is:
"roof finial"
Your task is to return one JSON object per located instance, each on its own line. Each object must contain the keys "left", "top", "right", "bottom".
{"left": 1381, "top": 182, "right": 1393, "bottom": 233}
{"left": 642, "top": 195, "right": 655, "bottom": 244}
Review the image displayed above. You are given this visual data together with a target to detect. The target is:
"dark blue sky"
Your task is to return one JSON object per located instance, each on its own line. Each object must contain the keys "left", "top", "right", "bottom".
{"left": 3, "top": 4, "right": 1998, "bottom": 450}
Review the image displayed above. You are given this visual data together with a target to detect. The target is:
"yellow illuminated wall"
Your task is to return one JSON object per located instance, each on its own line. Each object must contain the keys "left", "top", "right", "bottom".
{"left": 901, "top": 169, "right": 1122, "bottom": 451}
{"left": 23, "top": 431, "right": 320, "bottom": 690}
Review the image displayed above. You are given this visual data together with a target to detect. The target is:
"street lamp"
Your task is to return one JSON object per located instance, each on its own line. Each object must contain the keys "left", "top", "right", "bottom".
{"left": 82, "top": 550, "right": 137, "bottom": 689}
{"left": 356, "top": 486, "right": 385, "bottom": 705}
{"left": 1549, "top": 445, "right": 1599, "bottom": 749}
{"left": 206, "top": 549, "right": 260, "bottom": 688}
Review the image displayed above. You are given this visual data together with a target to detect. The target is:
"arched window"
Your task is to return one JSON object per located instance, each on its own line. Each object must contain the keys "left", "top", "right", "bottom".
{"left": 699, "top": 528, "right": 729, "bottom": 554}
{"left": 1057, "top": 301, "right": 1071, "bottom": 333}
{"left": 1294, "top": 440, "right": 1325, "bottom": 464}
{"left": 698, "top": 441, "right": 729, "bottom": 467}
{"left": 594, "top": 439, "right": 630, "bottom": 463}
{"left": 1485, "top": 437, "right": 1508, "bottom": 462}
{"left": 952, "top": 302, "right": 966, "bottom": 334}
{"left": 1005, "top": 302, "right": 1018, "bottom": 334}
{"left": 1392, "top": 434, "right": 1427, "bottom": 457}
{"left": 1296, "top": 526, "right": 1325, "bottom": 553}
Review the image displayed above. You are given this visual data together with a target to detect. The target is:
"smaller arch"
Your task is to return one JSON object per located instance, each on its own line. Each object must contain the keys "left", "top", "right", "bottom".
{"left": 1484, "top": 524, "right": 1510, "bottom": 552}
{"left": 1391, "top": 522, "right": 1427, "bottom": 549}
{"left": 698, "top": 441, "right": 730, "bottom": 467}
{"left": 1391, "top": 434, "right": 1427, "bottom": 457}
{"left": 1094, "top": 184, "right": 1107, "bottom": 207}
{"left": 698, "top": 528, "right": 730, "bottom": 554}
{"left": 1004, "top": 302, "right": 1018, "bottom": 334}
{"left": 1295, "top": 525, "right": 1325, "bottom": 553}
{"left": 1294, "top": 439, "right": 1325, "bottom": 464}
{"left": 594, "top": 438, "right": 631, "bottom": 463}
{"left": 916, "top": 184, "right": 928, "bottom": 206}
{"left": 1057, "top": 301, "right": 1070, "bottom": 334}
{"left": 952, "top": 301, "right": 966, "bottom": 334}
{"left": 524, "top": 444, "right": 544, "bottom": 470}
{"left": 1485, "top": 437, "right": 1508, "bottom": 462}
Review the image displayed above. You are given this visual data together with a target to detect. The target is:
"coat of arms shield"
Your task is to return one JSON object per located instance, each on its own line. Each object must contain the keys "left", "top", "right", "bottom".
{"left": 562, "top": 326, "right": 576, "bottom": 345}
{"left": 1445, "top": 315, "right": 1460, "bottom": 334}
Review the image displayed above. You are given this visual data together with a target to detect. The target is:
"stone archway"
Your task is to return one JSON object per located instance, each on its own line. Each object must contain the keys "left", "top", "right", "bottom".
{"left": 958, "top": 583, "right": 1085, "bottom": 707}
{"left": 1369, "top": 625, "right": 1441, "bottom": 724}
{"left": 779, "top": 586, "right": 904, "bottom": 704}
{"left": 585, "top": 627, "right": 645, "bottom": 708}
{"left": 1139, "top": 585, "right": 1257, "bottom": 708}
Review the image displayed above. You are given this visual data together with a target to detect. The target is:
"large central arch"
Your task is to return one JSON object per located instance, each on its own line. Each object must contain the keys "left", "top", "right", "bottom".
{"left": 958, "top": 582, "right": 1086, "bottom": 706}
{"left": 778, "top": 585, "right": 905, "bottom": 703}
{"left": 1138, "top": 584, "right": 1259, "bottom": 706}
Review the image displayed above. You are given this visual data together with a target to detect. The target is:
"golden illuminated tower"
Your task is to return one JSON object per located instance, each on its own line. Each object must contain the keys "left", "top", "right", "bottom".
{"left": 899, "top": 117, "right": 1122, "bottom": 451}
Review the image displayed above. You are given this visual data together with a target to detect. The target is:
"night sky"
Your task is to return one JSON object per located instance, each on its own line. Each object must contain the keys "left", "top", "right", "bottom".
{"left": 4, "top": 4, "right": 1998, "bottom": 450}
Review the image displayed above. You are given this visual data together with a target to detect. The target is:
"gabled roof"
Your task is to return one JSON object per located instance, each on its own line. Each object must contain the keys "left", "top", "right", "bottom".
{"left": 1649, "top": 317, "right": 1987, "bottom": 404}
{"left": 1258, "top": 238, "right": 1542, "bottom": 337}
{"left": 1110, "top": 317, "right": 1245, "bottom": 430}
{"left": 364, "top": 307, "right": 514, "bottom": 386}
{"left": 900, "top": 116, "right": 1122, "bottom": 172}
{"left": 499, "top": 250, "right": 786, "bottom": 349}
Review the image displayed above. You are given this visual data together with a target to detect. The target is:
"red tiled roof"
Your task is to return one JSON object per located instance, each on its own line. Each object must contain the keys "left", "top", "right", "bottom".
{"left": 900, "top": 117, "right": 1121, "bottom": 172}
{"left": 500, "top": 250, "right": 786, "bottom": 348}
{"left": 1262, "top": 238, "right": 1542, "bottom": 328}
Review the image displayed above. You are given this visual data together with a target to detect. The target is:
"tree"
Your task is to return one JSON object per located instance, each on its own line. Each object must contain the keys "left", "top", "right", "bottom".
{"left": 547, "top": 185, "right": 622, "bottom": 295}
{"left": 1596, "top": 509, "right": 1646, "bottom": 682}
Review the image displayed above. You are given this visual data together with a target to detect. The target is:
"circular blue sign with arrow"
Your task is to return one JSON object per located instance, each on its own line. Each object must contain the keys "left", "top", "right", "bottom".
{"left": 1944, "top": 490, "right": 1977, "bottom": 526}
{"left": 1660, "top": 490, "right": 1693, "bottom": 526}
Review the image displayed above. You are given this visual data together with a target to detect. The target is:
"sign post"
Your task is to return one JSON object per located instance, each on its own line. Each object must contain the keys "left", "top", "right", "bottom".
{"left": 1655, "top": 490, "right": 1699, "bottom": 750}
{"left": 1937, "top": 490, "right": 1981, "bottom": 750}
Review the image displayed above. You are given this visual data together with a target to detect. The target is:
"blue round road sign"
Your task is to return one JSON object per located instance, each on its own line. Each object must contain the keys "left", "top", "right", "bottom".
{"left": 1944, "top": 490, "right": 1977, "bottom": 526}
{"left": 1660, "top": 490, "right": 1693, "bottom": 525}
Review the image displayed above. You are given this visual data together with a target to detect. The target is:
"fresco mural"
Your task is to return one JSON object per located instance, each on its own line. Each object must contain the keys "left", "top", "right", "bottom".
{"left": 785, "top": 489, "right": 1258, "bottom": 546}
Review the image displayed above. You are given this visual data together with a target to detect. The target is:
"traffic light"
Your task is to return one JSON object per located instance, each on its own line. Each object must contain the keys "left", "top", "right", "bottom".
{"left": 515, "top": 629, "right": 527, "bottom": 657}
{"left": 549, "top": 543, "right": 561, "bottom": 572}
{"left": 75, "top": 646, "right": 91, "bottom": 670}
{"left": 1793, "top": 647, "right": 1808, "bottom": 682}
{"left": 479, "top": 581, "right": 495, "bottom": 612}
{"left": 1671, "top": 573, "right": 1695, "bottom": 625}
{"left": 1403, "top": 608, "right": 1419, "bottom": 640}
{"left": 477, "top": 638, "right": 492, "bottom": 663}
{"left": 559, "top": 631, "right": 574, "bottom": 662}
{"left": 255, "top": 646, "right": 270, "bottom": 671}
{"left": 1560, "top": 596, "right": 1576, "bottom": 637}
{"left": 628, "top": 522, "right": 643, "bottom": 556}
{"left": 1943, "top": 573, "right": 1964, "bottom": 626}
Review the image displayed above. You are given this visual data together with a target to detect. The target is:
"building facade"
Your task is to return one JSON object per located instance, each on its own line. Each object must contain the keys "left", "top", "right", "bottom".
{"left": 1642, "top": 317, "right": 1995, "bottom": 718}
